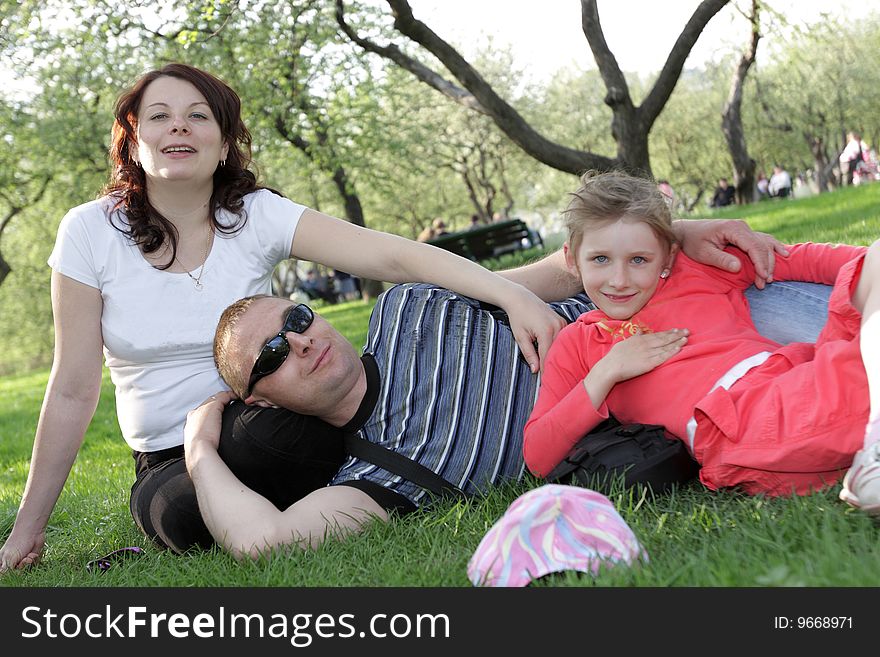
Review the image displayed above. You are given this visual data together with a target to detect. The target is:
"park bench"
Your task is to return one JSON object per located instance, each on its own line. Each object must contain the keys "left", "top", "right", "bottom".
{"left": 426, "top": 218, "right": 544, "bottom": 262}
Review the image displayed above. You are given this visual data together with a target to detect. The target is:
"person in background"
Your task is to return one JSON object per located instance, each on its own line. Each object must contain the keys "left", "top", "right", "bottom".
{"left": 710, "top": 178, "right": 735, "bottom": 207}
{"left": 657, "top": 180, "right": 675, "bottom": 209}
{"left": 333, "top": 269, "right": 361, "bottom": 301}
{"left": 299, "top": 268, "right": 336, "bottom": 304}
{"left": 768, "top": 165, "right": 792, "bottom": 198}
{"left": 432, "top": 218, "right": 450, "bottom": 236}
{"left": 840, "top": 131, "right": 869, "bottom": 186}
{"left": 756, "top": 171, "right": 769, "bottom": 200}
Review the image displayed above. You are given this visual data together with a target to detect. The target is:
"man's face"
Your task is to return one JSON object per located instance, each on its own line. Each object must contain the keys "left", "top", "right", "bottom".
{"left": 234, "top": 297, "right": 363, "bottom": 417}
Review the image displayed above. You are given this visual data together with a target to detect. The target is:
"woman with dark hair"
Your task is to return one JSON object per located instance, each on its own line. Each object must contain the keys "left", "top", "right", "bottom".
{"left": 0, "top": 63, "right": 571, "bottom": 567}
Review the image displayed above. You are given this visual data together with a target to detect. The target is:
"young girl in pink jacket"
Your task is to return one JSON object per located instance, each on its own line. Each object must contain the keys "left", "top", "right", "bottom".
{"left": 524, "top": 171, "right": 880, "bottom": 512}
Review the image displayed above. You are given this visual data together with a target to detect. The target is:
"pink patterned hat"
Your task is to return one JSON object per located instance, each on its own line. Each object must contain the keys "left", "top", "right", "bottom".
{"left": 467, "top": 484, "right": 647, "bottom": 587}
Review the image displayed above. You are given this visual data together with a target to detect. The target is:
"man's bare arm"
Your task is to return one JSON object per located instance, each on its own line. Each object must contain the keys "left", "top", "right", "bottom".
{"left": 184, "top": 392, "right": 387, "bottom": 560}
{"left": 498, "top": 219, "right": 787, "bottom": 301}
{"left": 496, "top": 250, "right": 583, "bottom": 302}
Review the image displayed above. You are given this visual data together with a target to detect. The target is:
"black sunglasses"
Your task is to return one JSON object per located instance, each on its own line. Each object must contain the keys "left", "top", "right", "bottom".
{"left": 246, "top": 303, "right": 314, "bottom": 395}
{"left": 86, "top": 546, "right": 145, "bottom": 574}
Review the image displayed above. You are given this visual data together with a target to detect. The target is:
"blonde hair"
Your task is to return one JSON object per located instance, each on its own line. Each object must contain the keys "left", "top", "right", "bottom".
{"left": 564, "top": 171, "right": 677, "bottom": 258}
{"left": 214, "top": 294, "right": 271, "bottom": 398}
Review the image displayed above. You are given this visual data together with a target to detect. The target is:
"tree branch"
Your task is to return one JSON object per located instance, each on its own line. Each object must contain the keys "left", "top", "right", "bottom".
{"left": 638, "top": 0, "right": 730, "bottom": 128}
{"left": 335, "top": 0, "right": 486, "bottom": 113}
{"left": 580, "top": 0, "right": 631, "bottom": 112}
{"left": 338, "top": 0, "right": 612, "bottom": 174}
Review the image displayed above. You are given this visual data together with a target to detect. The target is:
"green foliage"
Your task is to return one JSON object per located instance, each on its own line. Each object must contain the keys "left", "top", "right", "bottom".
{"left": 650, "top": 62, "right": 732, "bottom": 208}
{"left": 2, "top": 0, "right": 880, "bottom": 374}
{"left": 736, "top": 13, "right": 880, "bottom": 190}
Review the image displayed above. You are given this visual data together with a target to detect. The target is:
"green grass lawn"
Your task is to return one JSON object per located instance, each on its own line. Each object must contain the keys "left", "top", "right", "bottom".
{"left": 2, "top": 185, "right": 880, "bottom": 587}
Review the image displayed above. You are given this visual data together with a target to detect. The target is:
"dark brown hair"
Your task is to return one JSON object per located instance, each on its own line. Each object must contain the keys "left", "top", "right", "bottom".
{"left": 103, "top": 63, "right": 272, "bottom": 267}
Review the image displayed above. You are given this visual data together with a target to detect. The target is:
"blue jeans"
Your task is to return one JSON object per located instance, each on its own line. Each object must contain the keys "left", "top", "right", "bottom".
{"left": 745, "top": 281, "right": 832, "bottom": 345}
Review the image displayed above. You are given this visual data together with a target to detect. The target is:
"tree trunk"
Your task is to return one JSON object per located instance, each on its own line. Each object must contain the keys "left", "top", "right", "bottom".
{"left": 274, "top": 115, "right": 383, "bottom": 299}
{"left": 0, "top": 251, "right": 10, "bottom": 288}
{"left": 608, "top": 103, "right": 652, "bottom": 177}
{"left": 806, "top": 134, "right": 832, "bottom": 193}
{"left": 721, "top": 0, "right": 759, "bottom": 205}
{"left": 329, "top": 165, "right": 384, "bottom": 299}
{"left": 0, "top": 207, "right": 21, "bottom": 289}
{"left": 0, "top": 178, "right": 50, "bottom": 290}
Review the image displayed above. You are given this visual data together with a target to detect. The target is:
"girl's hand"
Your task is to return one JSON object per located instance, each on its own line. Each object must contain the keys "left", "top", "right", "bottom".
{"left": 598, "top": 328, "right": 689, "bottom": 384}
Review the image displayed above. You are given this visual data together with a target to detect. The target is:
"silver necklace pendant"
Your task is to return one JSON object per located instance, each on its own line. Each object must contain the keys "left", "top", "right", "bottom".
{"left": 186, "top": 268, "right": 205, "bottom": 290}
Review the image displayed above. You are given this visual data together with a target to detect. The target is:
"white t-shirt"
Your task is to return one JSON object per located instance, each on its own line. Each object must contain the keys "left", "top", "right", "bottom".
{"left": 840, "top": 138, "right": 868, "bottom": 164}
{"left": 48, "top": 189, "right": 304, "bottom": 452}
{"left": 768, "top": 170, "right": 791, "bottom": 195}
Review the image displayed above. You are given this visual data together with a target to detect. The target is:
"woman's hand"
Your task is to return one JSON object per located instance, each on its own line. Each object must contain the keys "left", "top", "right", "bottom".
{"left": 502, "top": 286, "right": 568, "bottom": 373}
{"left": 0, "top": 530, "right": 45, "bottom": 574}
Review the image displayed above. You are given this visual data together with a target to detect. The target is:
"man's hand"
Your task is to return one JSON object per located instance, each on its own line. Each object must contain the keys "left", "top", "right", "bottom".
{"left": 184, "top": 391, "right": 236, "bottom": 464}
{"left": 0, "top": 530, "right": 45, "bottom": 574}
{"left": 676, "top": 219, "right": 789, "bottom": 288}
{"left": 504, "top": 287, "right": 568, "bottom": 373}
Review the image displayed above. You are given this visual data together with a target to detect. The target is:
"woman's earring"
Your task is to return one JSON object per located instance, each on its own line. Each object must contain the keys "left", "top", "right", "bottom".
{"left": 220, "top": 159, "right": 226, "bottom": 167}
{"left": 660, "top": 269, "right": 670, "bottom": 279}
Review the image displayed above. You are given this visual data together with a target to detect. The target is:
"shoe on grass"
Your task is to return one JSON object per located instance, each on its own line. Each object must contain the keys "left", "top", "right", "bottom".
{"left": 839, "top": 442, "right": 880, "bottom": 517}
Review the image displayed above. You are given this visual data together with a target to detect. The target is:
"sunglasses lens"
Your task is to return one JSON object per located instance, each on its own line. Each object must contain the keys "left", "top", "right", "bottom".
{"left": 286, "top": 304, "right": 314, "bottom": 333}
{"left": 253, "top": 335, "right": 289, "bottom": 376}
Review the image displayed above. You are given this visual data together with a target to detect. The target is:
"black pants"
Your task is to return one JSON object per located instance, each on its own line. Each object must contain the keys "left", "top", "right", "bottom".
{"left": 129, "top": 401, "right": 346, "bottom": 554}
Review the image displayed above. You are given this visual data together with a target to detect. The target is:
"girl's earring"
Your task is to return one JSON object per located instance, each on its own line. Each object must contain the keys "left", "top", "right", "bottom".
{"left": 660, "top": 269, "right": 670, "bottom": 279}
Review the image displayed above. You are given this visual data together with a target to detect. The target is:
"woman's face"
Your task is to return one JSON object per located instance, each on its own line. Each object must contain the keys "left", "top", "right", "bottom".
{"left": 134, "top": 76, "right": 229, "bottom": 187}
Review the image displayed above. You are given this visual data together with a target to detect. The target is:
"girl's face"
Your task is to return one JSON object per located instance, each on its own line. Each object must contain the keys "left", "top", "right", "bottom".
{"left": 134, "top": 76, "right": 229, "bottom": 188}
{"left": 564, "top": 217, "right": 676, "bottom": 320}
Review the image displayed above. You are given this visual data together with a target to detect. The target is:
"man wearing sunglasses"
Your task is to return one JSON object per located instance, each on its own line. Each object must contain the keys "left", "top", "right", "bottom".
{"left": 184, "top": 283, "right": 593, "bottom": 557}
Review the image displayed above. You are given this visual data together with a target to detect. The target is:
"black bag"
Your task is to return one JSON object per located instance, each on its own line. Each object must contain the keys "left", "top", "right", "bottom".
{"left": 546, "top": 417, "right": 700, "bottom": 494}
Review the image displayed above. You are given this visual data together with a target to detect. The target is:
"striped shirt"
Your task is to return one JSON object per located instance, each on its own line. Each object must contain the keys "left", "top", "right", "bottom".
{"left": 329, "top": 283, "right": 593, "bottom": 507}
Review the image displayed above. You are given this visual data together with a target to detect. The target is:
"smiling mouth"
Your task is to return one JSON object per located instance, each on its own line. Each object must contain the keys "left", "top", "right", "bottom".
{"left": 162, "top": 146, "right": 196, "bottom": 154}
{"left": 603, "top": 293, "right": 637, "bottom": 302}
